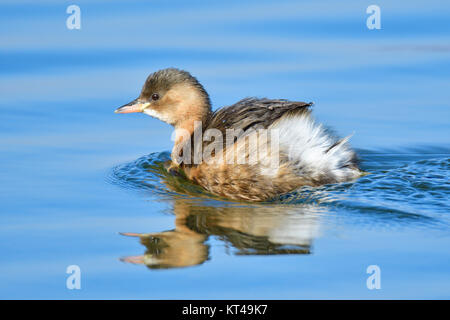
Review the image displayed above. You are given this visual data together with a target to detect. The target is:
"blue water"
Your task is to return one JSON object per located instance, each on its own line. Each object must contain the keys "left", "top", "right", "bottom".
{"left": 0, "top": 0, "right": 449, "bottom": 299}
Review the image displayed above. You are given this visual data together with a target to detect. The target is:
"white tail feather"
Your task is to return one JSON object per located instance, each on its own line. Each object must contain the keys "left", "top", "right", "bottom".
{"left": 270, "top": 114, "right": 359, "bottom": 182}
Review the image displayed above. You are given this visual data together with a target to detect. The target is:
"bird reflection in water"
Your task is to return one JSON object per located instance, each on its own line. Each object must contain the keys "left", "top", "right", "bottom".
{"left": 120, "top": 199, "right": 325, "bottom": 269}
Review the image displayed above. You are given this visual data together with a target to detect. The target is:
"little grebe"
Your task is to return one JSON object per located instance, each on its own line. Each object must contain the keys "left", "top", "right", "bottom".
{"left": 115, "top": 68, "right": 361, "bottom": 201}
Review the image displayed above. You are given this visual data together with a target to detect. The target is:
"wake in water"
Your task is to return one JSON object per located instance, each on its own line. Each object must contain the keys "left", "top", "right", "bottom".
{"left": 108, "top": 146, "right": 449, "bottom": 269}
{"left": 111, "top": 147, "right": 448, "bottom": 203}
{"left": 109, "top": 146, "right": 450, "bottom": 226}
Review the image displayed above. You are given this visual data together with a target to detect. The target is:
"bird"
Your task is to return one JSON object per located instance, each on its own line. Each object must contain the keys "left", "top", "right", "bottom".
{"left": 115, "top": 68, "right": 362, "bottom": 202}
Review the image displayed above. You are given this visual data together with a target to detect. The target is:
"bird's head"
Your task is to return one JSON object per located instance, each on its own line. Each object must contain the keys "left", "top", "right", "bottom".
{"left": 115, "top": 68, "right": 211, "bottom": 127}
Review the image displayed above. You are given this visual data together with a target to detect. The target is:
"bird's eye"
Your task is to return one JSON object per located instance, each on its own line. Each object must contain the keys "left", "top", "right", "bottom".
{"left": 151, "top": 93, "right": 160, "bottom": 101}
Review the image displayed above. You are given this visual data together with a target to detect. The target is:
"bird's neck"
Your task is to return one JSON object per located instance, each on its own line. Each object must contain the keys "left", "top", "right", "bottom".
{"left": 171, "top": 110, "right": 211, "bottom": 166}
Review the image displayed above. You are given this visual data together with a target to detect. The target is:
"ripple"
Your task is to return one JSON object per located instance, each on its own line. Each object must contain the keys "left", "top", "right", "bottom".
{"left": 108, "top": 148, "right": 450, "bottom": 269}
{"left": 109, "top": 151, "right": 210, "bottom": 201}
{"left": 109, "top": 148, "right": 450, "bottom": 230}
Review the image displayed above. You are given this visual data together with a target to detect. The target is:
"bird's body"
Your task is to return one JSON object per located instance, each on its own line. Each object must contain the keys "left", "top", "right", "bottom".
{"left": 115, "top": 68, "right": 362, "bottom": 201}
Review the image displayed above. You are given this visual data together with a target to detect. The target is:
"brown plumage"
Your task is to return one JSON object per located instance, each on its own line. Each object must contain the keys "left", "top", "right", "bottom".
{"left": 205, "top": 98, "right": 313, "bottom": 133}
{"left": 115, "top": 68, "right": 361, "bottom": 202}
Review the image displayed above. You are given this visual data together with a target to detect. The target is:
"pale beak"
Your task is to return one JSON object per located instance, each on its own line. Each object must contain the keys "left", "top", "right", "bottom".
{"left": 114, "top": 99, "right": 150, "bottom": 114}
{"left": 120, "top": 255, "right": 145, "bottom": 265}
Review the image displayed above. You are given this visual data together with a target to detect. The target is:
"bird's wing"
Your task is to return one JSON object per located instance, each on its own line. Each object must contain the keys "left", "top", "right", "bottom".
{"left": 178, "top": 98, "right": 313, "bottom": 166}
{"left": 205, "top": 97, "right": 313, "bottom": 133}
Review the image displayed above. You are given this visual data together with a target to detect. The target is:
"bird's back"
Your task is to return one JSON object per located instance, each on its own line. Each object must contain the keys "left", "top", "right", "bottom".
{"left": 205, "top": 97, "right": 313, "bottom": 134}
{"left": 181, "top": 97, "right": 361, "bottom": 202}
